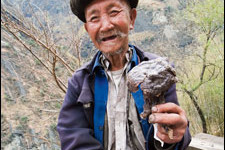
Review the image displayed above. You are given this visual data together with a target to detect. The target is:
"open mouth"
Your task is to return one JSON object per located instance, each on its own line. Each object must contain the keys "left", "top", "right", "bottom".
{"left": 102, "top": 35, "right": 117, "bottom": 42}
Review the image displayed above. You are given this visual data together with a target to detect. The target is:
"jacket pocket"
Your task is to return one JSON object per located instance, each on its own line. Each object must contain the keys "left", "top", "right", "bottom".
{"left": 83, "top": 102, "right": 94, "bottom": 129}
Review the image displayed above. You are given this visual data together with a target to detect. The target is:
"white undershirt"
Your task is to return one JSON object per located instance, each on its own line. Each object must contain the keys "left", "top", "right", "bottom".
{"left": 107, "top": 67, "right": 128, "bottom": 150}
{"left": 110, "top": 69, "right": 124, "bottom": 94}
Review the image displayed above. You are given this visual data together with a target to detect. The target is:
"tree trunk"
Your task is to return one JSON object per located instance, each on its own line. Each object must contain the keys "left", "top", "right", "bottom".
{"left": 185, "top": 89, "right": 207, "bottom": 133}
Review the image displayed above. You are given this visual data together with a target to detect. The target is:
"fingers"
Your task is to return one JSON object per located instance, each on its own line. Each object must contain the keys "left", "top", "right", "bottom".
{"left": 158, "top": 124, "right": 174, "bottom": 140}
{"left": 149, "top": 103, "right": 188, "bottom": 143}
{"left": 149, "top": 112, "right": 184, "bottom": 125}
{"left": 156, "top": 129, "right": 180, "bottom": 144}
{"left": 152, "top": 103, "right": 185, "bottom": 115}
{"left": 150, "top": 103, "right": 187, "bottom": 126}
{"left": 157, "top": 124, "right": 169, "bottom": 135}
{"left": 156, "top": 124, "right": 186, "bottom": 143}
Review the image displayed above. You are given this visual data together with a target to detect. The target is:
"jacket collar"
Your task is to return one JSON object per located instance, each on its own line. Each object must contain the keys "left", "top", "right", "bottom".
{"left": 80, "top": 44, "right": 154, "bottom": 77}
{"left": 91, "top": 44, "right": 140, "bottom": 74}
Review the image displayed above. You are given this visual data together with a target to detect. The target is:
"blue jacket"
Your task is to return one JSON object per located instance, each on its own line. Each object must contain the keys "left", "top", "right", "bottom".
{"left": 57, "top": 45, "right": 191, "bottom": 150}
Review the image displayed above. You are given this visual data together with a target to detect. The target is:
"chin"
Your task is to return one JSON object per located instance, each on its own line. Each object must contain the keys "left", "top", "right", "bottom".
{"left": 100, "top": 44, "right": 126, "bottom": 56}
{"left": 99, "top": 40, "right": 128, "bottom": 53}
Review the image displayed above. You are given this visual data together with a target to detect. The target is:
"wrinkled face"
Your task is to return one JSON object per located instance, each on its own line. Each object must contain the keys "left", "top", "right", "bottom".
{"left": 84, "top": 0, "right": 136, "bottom": 55}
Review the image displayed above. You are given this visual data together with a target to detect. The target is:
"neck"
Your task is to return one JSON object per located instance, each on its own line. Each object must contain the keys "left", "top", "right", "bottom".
{"left": 103, "top": 47, "right": 128, "bottom": 71}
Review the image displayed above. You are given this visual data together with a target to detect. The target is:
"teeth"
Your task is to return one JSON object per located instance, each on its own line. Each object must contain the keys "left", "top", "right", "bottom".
{"left": 102, "top": 35, "right": 117, "bottom": 41}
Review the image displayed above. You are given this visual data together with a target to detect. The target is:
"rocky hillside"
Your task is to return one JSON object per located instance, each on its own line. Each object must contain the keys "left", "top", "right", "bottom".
{"left": 1, "top": 0, "right": 195, "bottom": 149}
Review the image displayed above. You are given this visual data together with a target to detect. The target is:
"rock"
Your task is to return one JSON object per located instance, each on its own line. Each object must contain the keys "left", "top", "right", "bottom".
{"left": 40, "top": 143, "right": 50, "bottom": 150}
{"left": 177, "top": 33, "right": 193, "bottom": 48}
{"left": 28, "top": 129, "right": 39, "bottom": 148}
{"left": 127, "top": 57, "right": 178, "bottom": 118}
{"left": 48, "top": 128, "right": 60, "bottom": 150}
{"left": 163, "top": 25, "right": 178, "bottom": 40}
{"left": 1, "top": 115, "right": 12, "bottom": 149}
{"left": 1, "top": 59, "right": 26, "bottom": 97}
{"left": 1, "top": 40, "right": 11, "bottom": 48}
{"left": 152, "top": 11, "right": 168, "bottom": 25}
{"left": 4, "top": 134, "right": 24, "bottom": 150}
{"left": 12, "top": 130, "right": 24, "bottom": 136}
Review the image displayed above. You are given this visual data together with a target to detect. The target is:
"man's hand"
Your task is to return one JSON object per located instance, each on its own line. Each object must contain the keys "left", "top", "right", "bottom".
{"left": 148, "top": 102, "right": 188, "bottom": 144}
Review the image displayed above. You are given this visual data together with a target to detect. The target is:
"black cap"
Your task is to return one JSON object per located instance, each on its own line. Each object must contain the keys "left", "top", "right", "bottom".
{"left": 70, "top": 0, "right": 139, "bottom": 22}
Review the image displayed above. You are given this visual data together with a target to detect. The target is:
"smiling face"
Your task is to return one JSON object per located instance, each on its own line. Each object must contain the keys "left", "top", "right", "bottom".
{"left": 84, "top": 0, "right": 137, "bottom": 55}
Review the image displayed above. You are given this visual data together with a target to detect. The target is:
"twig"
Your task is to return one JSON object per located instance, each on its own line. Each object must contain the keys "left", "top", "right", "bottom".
{"left": 52, "top": 49, "right": 66, "bottom": 93}
{"left": 1, "top": 22, "right": 68, "bottom": 93}
{"left": 39, "top": 109, "right": 59, "bottom": 113}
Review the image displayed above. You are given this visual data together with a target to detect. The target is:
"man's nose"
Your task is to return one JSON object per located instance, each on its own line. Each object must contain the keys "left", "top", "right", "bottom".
{"left": 99, "top": 15, "right": 114, "bottom": 32}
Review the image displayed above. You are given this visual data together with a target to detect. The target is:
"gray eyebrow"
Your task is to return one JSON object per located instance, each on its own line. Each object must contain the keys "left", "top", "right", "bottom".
{"left": 106, "top": 4, "right": 116, "bottom": 10}
{"left": 86, "top": 3, "right": 121, "bottom": 17}
{"left": 87, "top": 9, "right": 99, "bottom": 16}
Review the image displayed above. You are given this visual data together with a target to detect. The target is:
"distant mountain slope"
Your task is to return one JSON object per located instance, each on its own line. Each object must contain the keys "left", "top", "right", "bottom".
{"left": 2, "top": 0, "right": 193, "bottom": 59}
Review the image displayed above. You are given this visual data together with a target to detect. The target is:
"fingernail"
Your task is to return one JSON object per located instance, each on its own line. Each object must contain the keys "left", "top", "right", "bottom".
{"left": 140, "top": 113, "right": 148, "bottom": 119}
{"left": 148, "top": 114, "right": 156, "bottom": 123}
{"left": 152, "top": 106, "right": 158, "bottom": 112}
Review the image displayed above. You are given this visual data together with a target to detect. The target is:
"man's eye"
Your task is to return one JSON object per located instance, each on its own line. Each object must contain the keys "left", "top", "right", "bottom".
{"left": 90, "top": 16, "right": 99, "bottom": 22}
{"left": 110, "top": 10, "right": 120, "bottom": 16}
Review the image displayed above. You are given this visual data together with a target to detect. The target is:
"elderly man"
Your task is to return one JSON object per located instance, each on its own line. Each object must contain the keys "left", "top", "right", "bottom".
{"left": 57, "top": 0, "right": 191, "bottom": 150}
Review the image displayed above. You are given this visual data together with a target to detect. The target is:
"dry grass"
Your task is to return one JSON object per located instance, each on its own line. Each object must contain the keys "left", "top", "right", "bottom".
{"left": 1, "top": 29, "right": 65, "bottom": 145}
{"left": 177, "top": 42, "right": 224, "bottom": 136}
{"left": 129, "top": 31, "right": 155, "bottom": 42}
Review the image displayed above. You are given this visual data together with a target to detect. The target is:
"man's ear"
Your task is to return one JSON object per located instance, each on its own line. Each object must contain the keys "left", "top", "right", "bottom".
{"left": 84, "top": 23, "right": 88, "bottom": 32}
{"left": 129, "top": 8, "right": 137, "bottom": 30}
